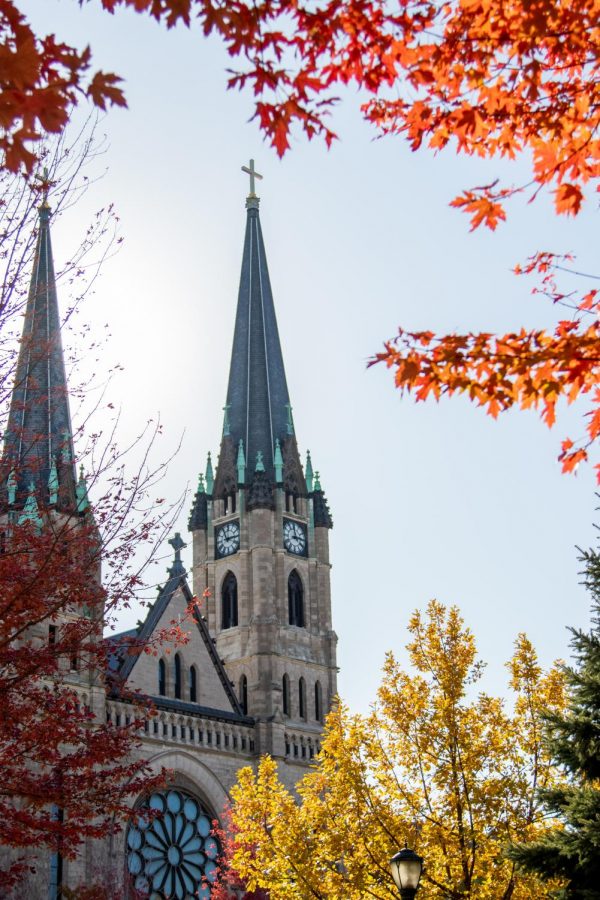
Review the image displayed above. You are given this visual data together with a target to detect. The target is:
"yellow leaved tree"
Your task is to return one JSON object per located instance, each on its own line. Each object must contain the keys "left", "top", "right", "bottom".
{"left": 222, "top": 602, "right": 565, "bottom": 899}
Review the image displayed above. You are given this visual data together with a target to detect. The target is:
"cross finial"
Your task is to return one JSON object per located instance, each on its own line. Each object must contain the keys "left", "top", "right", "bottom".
{"left": 168, "top": 532, "right": 186, "bottom": 561}
{"left": 34, "top": 166, "right": 52, "bottom": 210}
{"left": 241, "top": 159, "right": 263, "bottom": 197}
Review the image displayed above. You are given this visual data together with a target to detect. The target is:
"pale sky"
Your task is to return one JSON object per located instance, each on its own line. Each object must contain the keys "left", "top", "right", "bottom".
{"left": 23, "top": 0, "right": 600, "bottom": 713}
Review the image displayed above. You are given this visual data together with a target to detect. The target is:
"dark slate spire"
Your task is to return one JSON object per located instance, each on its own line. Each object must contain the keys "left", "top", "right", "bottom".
{"left": 214, "top": 167, "right": 304, "bottom": 496}
{"left": 3, "top": 198, "right": 77, "bottom": 509}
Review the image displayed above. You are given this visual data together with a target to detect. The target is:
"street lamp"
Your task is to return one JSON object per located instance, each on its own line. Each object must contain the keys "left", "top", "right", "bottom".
{"left": 390, "top": 844, "right": 423, "bottom": 898}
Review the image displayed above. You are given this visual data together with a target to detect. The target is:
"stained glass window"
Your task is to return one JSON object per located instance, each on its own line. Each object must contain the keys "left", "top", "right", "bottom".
{"left": 126, "top": 789, "right": 220, "bottom": 899}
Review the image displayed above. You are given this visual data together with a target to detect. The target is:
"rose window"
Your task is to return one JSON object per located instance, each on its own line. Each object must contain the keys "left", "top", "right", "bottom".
{"left": 126, "top": 789, "right": 220, "bottom": 899}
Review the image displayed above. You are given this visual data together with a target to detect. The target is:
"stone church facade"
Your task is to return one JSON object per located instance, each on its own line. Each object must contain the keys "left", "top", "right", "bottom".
{"left": 2, "top": 172, "right": 337, "bottom": 898}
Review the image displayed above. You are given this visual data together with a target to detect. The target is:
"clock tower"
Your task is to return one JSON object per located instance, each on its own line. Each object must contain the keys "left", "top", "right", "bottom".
{"left": 189, "top": 165, "right": 337, "bottom": 778}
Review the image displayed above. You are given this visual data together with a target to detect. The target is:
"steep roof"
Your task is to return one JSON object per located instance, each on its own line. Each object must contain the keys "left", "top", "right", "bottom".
{"left": 3, "top": 201, "right": 76, "bottom": 507}
{"left": 214, "top": 194, "right": 303, "bottom": 491}
{"left": 108, "top": 537, "right": 247, "bottom": 721}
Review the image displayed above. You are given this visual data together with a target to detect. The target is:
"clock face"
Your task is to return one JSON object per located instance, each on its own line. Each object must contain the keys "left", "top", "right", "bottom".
{"left": 283, "top": 519, "right": 307, "bottom": 556}
{"left": 215, "top": 521, "right": 240, "bottom": 558}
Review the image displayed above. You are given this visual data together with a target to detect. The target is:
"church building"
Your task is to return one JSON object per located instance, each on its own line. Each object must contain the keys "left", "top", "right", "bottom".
{"left": 2, "top": 165, "right": 337, "bottom": 898}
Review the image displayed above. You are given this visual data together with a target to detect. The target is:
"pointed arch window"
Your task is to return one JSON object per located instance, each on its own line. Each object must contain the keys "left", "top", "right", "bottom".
{"left": 189, "top": 665, "right": 198, "bottom": 703}
{"left": 174, "top": 653, "right": 182, "bottom": 699}
{"left": 314, "top": 681, "right": 323, "bottom": 723}
{"left": 158, "top": 659, "right": 166, "bottom": 696}
{"left": 282, "top": 674, "right": 290, "bottom": 717}
{"left": 298, "top": 677, "right": 306, "bottom": 720}
{"left": 288, "top": 570, "right": 304, "bottom": 627}
{"left": 222, "top": 572, "right": 238, "bottom": 629}
{"left": 285, "top": 491, "right": 299, "bottom": 514}
{"left": 239, "top": 674, "right": 248, "bottom": 716}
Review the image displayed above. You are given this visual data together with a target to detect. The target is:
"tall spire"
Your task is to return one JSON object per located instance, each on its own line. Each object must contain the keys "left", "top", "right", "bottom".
{"left": 3, "top": 198, "right": 77, "bottom": 509}
{"left": 214, "top": 163, "right": 303, "bottom": 493}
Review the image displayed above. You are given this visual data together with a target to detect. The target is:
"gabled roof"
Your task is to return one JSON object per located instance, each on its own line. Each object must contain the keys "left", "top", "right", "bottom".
{"left": 108, "top": 560, "right": 245, "bottom": 720}
{"left": 3, "top": 201, "right": 77, "bottom": 507}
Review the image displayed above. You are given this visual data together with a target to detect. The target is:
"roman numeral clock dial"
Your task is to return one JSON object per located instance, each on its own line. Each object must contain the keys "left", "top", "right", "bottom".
{"left": 215, "top": 521, "right": 240, "bottom": 558}
{"left": 283, "top": 519, "right": 307, "bottom": 556}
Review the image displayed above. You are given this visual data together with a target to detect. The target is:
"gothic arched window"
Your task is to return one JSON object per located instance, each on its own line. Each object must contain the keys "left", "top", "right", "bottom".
{"left": 299, "top": 677, "right": 306, "bottom": 720}
{"left": 222, "top": 572, "right": 238, "bottom": 629}
{"left": 314, "top": 681, "right": 323, "bottom": 723}
{"left": 282, "top": 674, "right": 290, "bottom": 717}
{"left": 288, "top": 570, "right": 304, "bottom": 627}
{"left": 189, "top": 665, "right": 198, "bottom": 703}
{"left": 285, "top": 490, "right": 299, "bottom": 513}
{"left": 174, "top": 653, "right": 182, "bottom": 699}
{"left": 239, "top": 674, "right": 248, "bottom": 715}
{"left": 158, "top": 659, "right": 166, "bottom": 696}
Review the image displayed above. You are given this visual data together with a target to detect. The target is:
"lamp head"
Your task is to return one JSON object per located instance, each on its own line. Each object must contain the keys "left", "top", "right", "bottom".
{"left": 390, "top": 844, "right": 423, "bottom": 896}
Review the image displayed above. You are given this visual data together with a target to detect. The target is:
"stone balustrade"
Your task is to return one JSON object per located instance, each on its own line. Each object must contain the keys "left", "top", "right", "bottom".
{"left": 284, "top": 730, "right": 321, "bottom": 762}
{"left": 106, "top": 699, "right": 255, "bottom": 756}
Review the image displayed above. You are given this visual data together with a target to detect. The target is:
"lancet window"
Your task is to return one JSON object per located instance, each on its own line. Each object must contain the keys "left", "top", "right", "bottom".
{"left": 174, "top": 653, "right": 182, "bottom": 699}
{"left": 288, "top": 570, "right": 304, "bottom": 627}
{"left": 315, "top": 681, "right": 323, "bottom": 723}
{"left": 282, "top": 674, "right": 290, "bottom": 717}
{"left": 222, "top": 572, "right": 238, "bottom": 629}
{"left": 239, "top": 674, "right": 248, "bottom": 715}
{"left": 189, "top": 665, "right": 198, "bottom": 703}
{"left": 299, "top": 677, "right": 306, "bottom": 720}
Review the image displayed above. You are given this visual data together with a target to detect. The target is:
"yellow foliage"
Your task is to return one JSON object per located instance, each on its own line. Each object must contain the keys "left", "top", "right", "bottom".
{"left": 227, "top": 601, "right": 566, "bottom": 898}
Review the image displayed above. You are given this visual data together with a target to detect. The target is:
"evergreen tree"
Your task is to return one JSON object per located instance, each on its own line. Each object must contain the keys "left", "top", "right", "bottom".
{"left": 509, "top": 547, "right": 600, "bottom": 897}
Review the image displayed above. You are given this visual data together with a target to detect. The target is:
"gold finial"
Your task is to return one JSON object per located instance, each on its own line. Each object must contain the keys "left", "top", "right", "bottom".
{"left": 241, "top": 158, "right": 263, "bottom": 197}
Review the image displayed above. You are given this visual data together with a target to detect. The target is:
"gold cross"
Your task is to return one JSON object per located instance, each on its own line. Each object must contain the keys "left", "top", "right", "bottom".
{"left": 241, "top": 159, "right": 263, "bottom": 196}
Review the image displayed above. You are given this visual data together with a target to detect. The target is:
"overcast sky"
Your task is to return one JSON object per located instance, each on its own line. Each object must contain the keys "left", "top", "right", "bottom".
{"left": 24, "top": 0, "right": 600, "bottom": 713}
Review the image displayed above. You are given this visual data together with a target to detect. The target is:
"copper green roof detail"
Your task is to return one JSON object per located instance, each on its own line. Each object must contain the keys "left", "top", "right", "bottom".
{"left": 236, "top": 439, "right": 246, "bottom": 484}
{"left": 76, "top": 465, "right": 89, "bottom": 513}
{"left": 3, "top": 202, "right": 77, "bottom": 508}
{"left": 222, "top": 404, "right": 231, "bottom": 437}
{"left": 314, "top": 471, "right": 321, "bottom": 491}
{"left": 205, "top": 452, "right": 214, "bottom": 494}
{"left": 48, "top": 457, "right": 59, "bottom": 505}
{"left": 285, "top": 403, "right": 294, "bottom": 436}
{"left": 61, "top": 431, "right": 71, "bottom": 465}
{"left": 7, "top": 470, "right": 16, "bottom": 505}
{"left": 305, "top": 451, "right": 313, "bottom": 493}
{"left": 197, "top": 473, "right": 205, "bottom": 494}
{"left": 255, "top": 450, "right": 265, "bottom": 472}
{"left": 274, "top": 439, "right": 284, "bottom": 484}
{"left": 18, "top": 483, "right": 42, "bottom": 529}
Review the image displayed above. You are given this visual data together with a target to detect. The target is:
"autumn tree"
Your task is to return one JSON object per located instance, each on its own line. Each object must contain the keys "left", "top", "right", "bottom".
{"left": 0, "top": 131, "right": 185, "bottom": 888}
{"left": 1, "top": 0, "right": 598, "bottom": 476}
{"left": 508, "top": 546, "right": 600, "bottom": 896}
{"left": 221, "top": 601, "right": 565, "bottom": 899}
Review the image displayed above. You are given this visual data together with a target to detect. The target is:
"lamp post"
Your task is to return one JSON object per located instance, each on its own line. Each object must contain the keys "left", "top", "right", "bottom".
{"left": 390, "top": 844, "right": 423, "bottom": 899}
